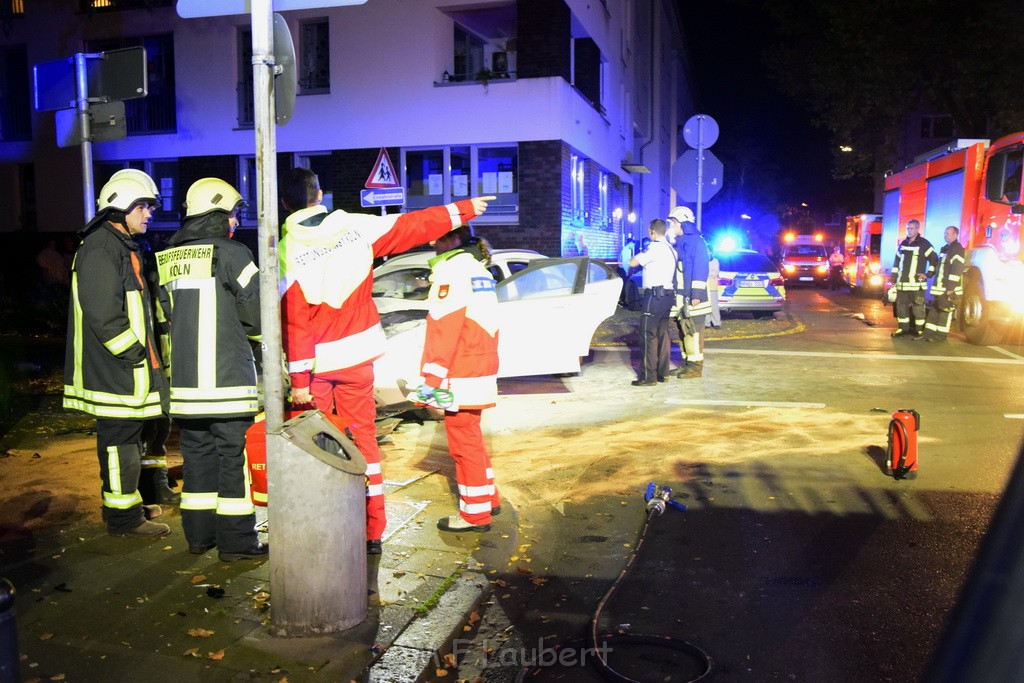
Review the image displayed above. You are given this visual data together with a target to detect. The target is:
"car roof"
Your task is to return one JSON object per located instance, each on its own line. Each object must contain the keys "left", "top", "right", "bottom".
{"left": 374, "top": 248, "right": 545, "bottom": 273}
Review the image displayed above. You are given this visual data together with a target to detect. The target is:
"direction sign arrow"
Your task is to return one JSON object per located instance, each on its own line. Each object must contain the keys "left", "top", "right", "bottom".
{"left": 360, "top": 188, "right": 406, "bottom": 207}
{"left": 672, "top": 149, "right": 724, "bottom": 204}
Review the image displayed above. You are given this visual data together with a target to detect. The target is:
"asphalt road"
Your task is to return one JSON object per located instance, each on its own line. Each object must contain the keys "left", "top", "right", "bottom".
{"left": 446, "top": 287, "right": 1024, "bottom": 682}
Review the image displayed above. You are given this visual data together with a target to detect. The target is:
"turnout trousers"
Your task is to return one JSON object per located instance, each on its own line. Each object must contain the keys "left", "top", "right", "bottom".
{"left": 311, "top": 362, "right": 386, "bottom": 542}
{"left": 894, "top": 290, "right": 926, "bottom": 334}
{"left": 639, "top": 290, "right": 673, "bottom": 381}
{"left": 924, "top": 302, "right": 955, "bottom": 340}
{"left": 178, "top": 417, "right": 257, "bottom": 553}
{"left": 95, "top": 418, "right": 147, "bottom": 533}
{"left": 443, "top": 409, "right": 500, "bottom": 526}
{"left": 675, "top": 314, "right": 708, "bottom": 364}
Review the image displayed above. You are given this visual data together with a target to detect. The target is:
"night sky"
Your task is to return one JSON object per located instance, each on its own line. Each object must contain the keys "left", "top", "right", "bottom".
{"left": 677, "top": 1, "right": 875, "bottom": 217}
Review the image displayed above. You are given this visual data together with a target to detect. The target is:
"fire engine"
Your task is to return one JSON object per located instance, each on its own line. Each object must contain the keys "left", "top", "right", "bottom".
{"left": 880, "top": 134, "right": 1024, "bottom": 344}
{"left": 780, "top": 232, "right": 829, "bottom": 286}
{"left": 843, "top": 214, "right": 884, "bottom": 293}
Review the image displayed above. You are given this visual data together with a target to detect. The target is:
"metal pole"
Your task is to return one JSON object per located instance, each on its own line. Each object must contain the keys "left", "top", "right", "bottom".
{"left": 695, "top": 115, "right": 704, "bottom": 234}
{"left": 75, "top": 53, "right": 95, "bottom": 221}
{"left": 251, "top": 0, "right": 284, "bottom": 433}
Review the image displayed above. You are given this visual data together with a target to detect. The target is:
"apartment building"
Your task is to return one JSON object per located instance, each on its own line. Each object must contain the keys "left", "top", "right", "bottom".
{"left": 0, "top": 0, "right": 694, "bottom": 259}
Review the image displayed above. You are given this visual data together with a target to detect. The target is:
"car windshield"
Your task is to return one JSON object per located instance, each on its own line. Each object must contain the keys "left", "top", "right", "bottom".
{"left": 785, "top": 245, "right": 827, "bottom": 257}
{"left": 372, "top": 267, "right": 432, "bottom": 300}
{"left": 718, "top": 252, "right": 776, "bottom": 273}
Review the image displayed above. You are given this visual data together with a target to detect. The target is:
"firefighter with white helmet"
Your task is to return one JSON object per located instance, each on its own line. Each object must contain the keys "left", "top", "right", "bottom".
{"left": 63, "top": 172, "right": 171, "bottom": 538}
{"left": 157, "top": 177, "right": 266, "bottom": 561}
{"left": 667, "top": 205, "right": 712, "bottom": 377}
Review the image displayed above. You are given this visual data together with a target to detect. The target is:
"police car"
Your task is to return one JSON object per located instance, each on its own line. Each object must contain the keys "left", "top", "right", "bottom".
{"left": 716, "top": 248, "right": 786, "bottom": 318}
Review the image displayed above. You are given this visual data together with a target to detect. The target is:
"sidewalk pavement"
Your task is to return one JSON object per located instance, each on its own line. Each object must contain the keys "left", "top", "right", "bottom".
{"left": 3, "top": 468, "right": 517, "bottom": 683}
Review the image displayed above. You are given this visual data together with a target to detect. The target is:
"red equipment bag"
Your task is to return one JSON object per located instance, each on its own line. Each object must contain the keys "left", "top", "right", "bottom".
{"left": 887, "top": 409, "right": 920, "bottom": 480}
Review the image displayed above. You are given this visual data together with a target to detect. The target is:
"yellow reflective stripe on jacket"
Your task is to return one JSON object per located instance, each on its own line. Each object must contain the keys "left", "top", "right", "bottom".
{"left": 63, "top": 394, "right": 163, "bottom": 419}
{"left": 104, "top": 328, "right": 138, "bottom": 355}
{"left": 691, "top": 279, "right": 708, "bottom": 290}
{"left": 170, "top": 398, "right": 260, "bottom": 415}
{"left": 237, "top": 262, "right": 258, "bottom": 289}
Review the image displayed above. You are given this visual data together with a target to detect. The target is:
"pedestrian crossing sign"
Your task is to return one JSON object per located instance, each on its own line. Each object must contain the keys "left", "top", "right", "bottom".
{"left": 365, "top": 148, "right": 400, "bottom": 189}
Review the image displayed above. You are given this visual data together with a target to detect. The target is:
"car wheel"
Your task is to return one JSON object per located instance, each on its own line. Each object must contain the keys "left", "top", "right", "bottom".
{"left": 960, "top": 274, "right": 1003, "bottom": 345}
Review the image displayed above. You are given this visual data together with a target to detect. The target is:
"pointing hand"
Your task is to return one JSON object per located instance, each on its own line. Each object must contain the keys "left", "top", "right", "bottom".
{"left": 471, "top": 196, "right": 498, "bottom": 215}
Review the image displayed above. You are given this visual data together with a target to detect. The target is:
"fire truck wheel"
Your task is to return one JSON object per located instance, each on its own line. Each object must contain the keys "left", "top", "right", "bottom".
{"left": 960, "top": 276, "right": 1003, "bottom": 346}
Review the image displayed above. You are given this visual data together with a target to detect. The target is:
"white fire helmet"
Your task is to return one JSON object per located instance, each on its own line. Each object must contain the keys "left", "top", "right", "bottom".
{"left": 184, "top": 178, "right": 244, "bottom": 218}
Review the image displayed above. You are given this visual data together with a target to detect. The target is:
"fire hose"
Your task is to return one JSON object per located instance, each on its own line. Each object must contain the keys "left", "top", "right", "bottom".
{"left": 519, "top": 483, "right": 712, "bottom": 681}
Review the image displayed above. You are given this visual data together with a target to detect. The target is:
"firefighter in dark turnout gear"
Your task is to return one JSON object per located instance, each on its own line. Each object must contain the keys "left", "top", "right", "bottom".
{"left": 109, "top": 169, "right": 179, "bottom": 506}
{"left": 922, "top": 225, "right": 965, "bottom": 342}
{"left": 63, "top": 173, "right": 171, "bottom": 538}
{"left": 891, "top": 219, "right": 938, "bottom": 338}
{"left": 667, "top": 206, "right": 712, "bottom": 377}
{"left": 157, "top": 178, "right": 266, "bottom": 562}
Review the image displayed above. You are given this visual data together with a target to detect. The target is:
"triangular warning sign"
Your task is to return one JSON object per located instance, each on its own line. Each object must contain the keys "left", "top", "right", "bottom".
{"left": 365, "top": 148, "right": 400, "bottom": 189}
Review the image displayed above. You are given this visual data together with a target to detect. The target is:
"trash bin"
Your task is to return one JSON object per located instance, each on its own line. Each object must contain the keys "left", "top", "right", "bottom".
{"left": 267, "top": 410, "right": 368, "bottom": 635}
{"left": 0, "top": 578, "right": 18, "bottom": 683}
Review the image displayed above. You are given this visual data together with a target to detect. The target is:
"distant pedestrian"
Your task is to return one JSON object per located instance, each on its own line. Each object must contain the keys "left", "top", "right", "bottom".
{"left": 419, "top": 226, "right": 502, "bottom": 533}
{"left": 706, "top": 252, "right": 721, "bottom": 329}
{"left": 629, "top": 219, "right": 676, "bottom": 385}
{"left": 922, "top": 225, "right": 965, "bottom": 342}
{"left": 63, "top": 173, "right": 170, "bottom": 538}
{"left": 891, "top": 219, "right": 937, "bottom": 339}
{"left": 828, "top": 246, "right": 845, "bottom": 290}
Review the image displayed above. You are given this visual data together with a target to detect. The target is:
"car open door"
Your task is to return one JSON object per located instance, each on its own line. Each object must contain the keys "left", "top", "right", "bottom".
{"left": 495, "top": 257, "right": 620, "bottom": 377}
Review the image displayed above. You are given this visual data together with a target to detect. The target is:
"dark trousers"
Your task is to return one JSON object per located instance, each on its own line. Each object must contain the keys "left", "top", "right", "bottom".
{"left": 924, "top": 302, "right": 956, "bottom": 339}
{"left": 639, "top": 290, "right": 673, "bottom": 381}
{"left": 894, "top": 289, "right": 925, "bottom": 333}
{"left": 95, "top": 418, "right": 146, "bottom": 533}
{"left": 139, "top": 414, "right": 172, "bottom": 503}
{"left": 178, "top": 417, "right": 257, "bottom": 553}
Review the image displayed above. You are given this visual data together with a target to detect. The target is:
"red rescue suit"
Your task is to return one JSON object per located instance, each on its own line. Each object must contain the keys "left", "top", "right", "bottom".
{"left": 280, "top": 200, "right": 478, "bottom": 540}
{"left": 421, "top": 247, "right": 501, "bottom": 525}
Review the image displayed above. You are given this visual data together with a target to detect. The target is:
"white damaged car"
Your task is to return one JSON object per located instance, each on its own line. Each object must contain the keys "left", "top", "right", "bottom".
{"left": 372, "top": 257, "right": 621, "bottom": 410}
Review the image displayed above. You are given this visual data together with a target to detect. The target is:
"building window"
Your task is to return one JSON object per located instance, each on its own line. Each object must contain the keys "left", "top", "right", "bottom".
{"left": 572, "top": 37, "right": 604, "bottom": 113}
{"left": 237, "top": 28, "right": 254, "bottom": 128}
{"left": 0, "top": 45, "right": 31, "bottom": 142}
{"left": 299, "top": 19, "right": 330, "bottom": 94}
{"left": 920, "top": 115, "right": 955, "bottom": 140}
{"left": 238, "top": 156, "right": 258, "bottom": 223}
{"left": 403, "top": 144, "right": 518, "bottom": 221}
{"left": 95, "top": 159, "right": 180, "bottom": 227}
{"left": 571, "top": 154, "right": 585, "bottom": 222}
{"left": 444, "top": 3, "right": 516, "bottom": 82}
{"left": 79, "top": 0, "right": 171, "bottom": 11}
{"left": 86, "top": 34, "right": 176, "bottom": 135}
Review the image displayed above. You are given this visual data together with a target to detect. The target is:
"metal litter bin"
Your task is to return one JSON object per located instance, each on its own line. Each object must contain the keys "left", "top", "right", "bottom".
{"left": 267, "top": 410, "right": 368, "bottom": 635}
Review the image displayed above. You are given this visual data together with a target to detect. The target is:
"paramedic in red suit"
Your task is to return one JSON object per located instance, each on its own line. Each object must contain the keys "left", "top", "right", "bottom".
{"left": 279, "top": 167, "right": 495, "bottom": 553}
{"left": 418, "top": 226, "right": 502, "bottom": 532}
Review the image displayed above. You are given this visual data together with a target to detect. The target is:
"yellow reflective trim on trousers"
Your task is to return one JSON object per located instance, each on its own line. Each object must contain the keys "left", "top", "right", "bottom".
{"left": 103, "top": 490, "right": 142, "bottom": 509}
{"left": 181, "top": 491, "right": 218, "bottom": 511}
{"left": 104, "top": 328, "right": 137, "bottom": 355}
{"left": 140, "top": 457, "right": 167, "bottom": 468}
{"left": 107, "top": 446, "right": 123, "bottom": 495}
{"left": 217, "top": 496, "right": 255, "bottom": 516}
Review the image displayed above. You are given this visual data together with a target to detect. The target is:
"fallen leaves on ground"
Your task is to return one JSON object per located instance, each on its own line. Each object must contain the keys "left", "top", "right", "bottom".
{"left": 187, "top": 628, "right": 214, "bottom": 638}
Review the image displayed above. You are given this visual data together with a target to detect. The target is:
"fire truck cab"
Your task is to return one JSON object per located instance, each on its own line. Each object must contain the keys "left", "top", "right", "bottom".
{"left": 881, "top": 134, "right": 1024, "bottom": 344}
{"left": 780, "top": 232, "right": 829, "bottom": 286}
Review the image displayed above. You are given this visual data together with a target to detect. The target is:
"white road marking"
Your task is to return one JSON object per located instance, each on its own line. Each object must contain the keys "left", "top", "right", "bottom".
{"left": 665, "top": 399, "right": 827, "bottom": 409}
{"left": 705, "top": 348, "right": 1024, "bottom": 365}
{"left": 990, "top": 346, "right": 1024, "bottom": 361}
{"left": 1005, "top": 414, "right": 1024, "bottom": 419}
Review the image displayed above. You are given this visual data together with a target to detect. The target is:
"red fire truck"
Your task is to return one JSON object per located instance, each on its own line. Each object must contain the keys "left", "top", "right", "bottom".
{"left": 880, "top": 134, "right": 1024, "bottom": 344}
{"left": 843, "top": 213, "right": 884, "bottom": 293}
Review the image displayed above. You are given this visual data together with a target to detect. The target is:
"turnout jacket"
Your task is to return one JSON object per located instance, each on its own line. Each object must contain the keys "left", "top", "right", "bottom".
{"left": 420, "top": 247, "right": 500, "bottom": 410}
{"left": 929, "top": 240, "right": 966, "bottom": 296}
{"left": 279, "top": 200, "right": 478, "bottom": 390}
{"left": 674, "top": 223, "right": 713, "bottom": 317}
{"left": 157, "top": 214, "right": 261, "bottom": 419}
{"left": 893, "top": 235, "right": 937, "bottom": 291}
{"left": 64, "top": 221, "right": 166, "bottom": 419}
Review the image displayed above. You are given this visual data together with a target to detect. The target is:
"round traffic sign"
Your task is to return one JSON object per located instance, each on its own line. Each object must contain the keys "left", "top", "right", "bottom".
{"left": 683, "top": 114, "right": 719, "bottom": 149}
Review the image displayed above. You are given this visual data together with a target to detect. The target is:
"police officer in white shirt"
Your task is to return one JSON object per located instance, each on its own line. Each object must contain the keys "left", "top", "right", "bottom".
{"left": 629, "top": 219, "right": 677, "bottom": 386}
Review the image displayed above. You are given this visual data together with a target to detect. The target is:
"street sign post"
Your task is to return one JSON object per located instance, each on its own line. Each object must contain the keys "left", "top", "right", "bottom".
{"left": 55, "top": 101, "right": 126, "bottom": 148}
{"left": 86, "top": 47, "right": 147, "bottom": 102}
{"left": 360, "top": 187, "right": 405, "bottom": 208}
{"left": 674, "top": 114, "right": 722, "bottom": 234}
